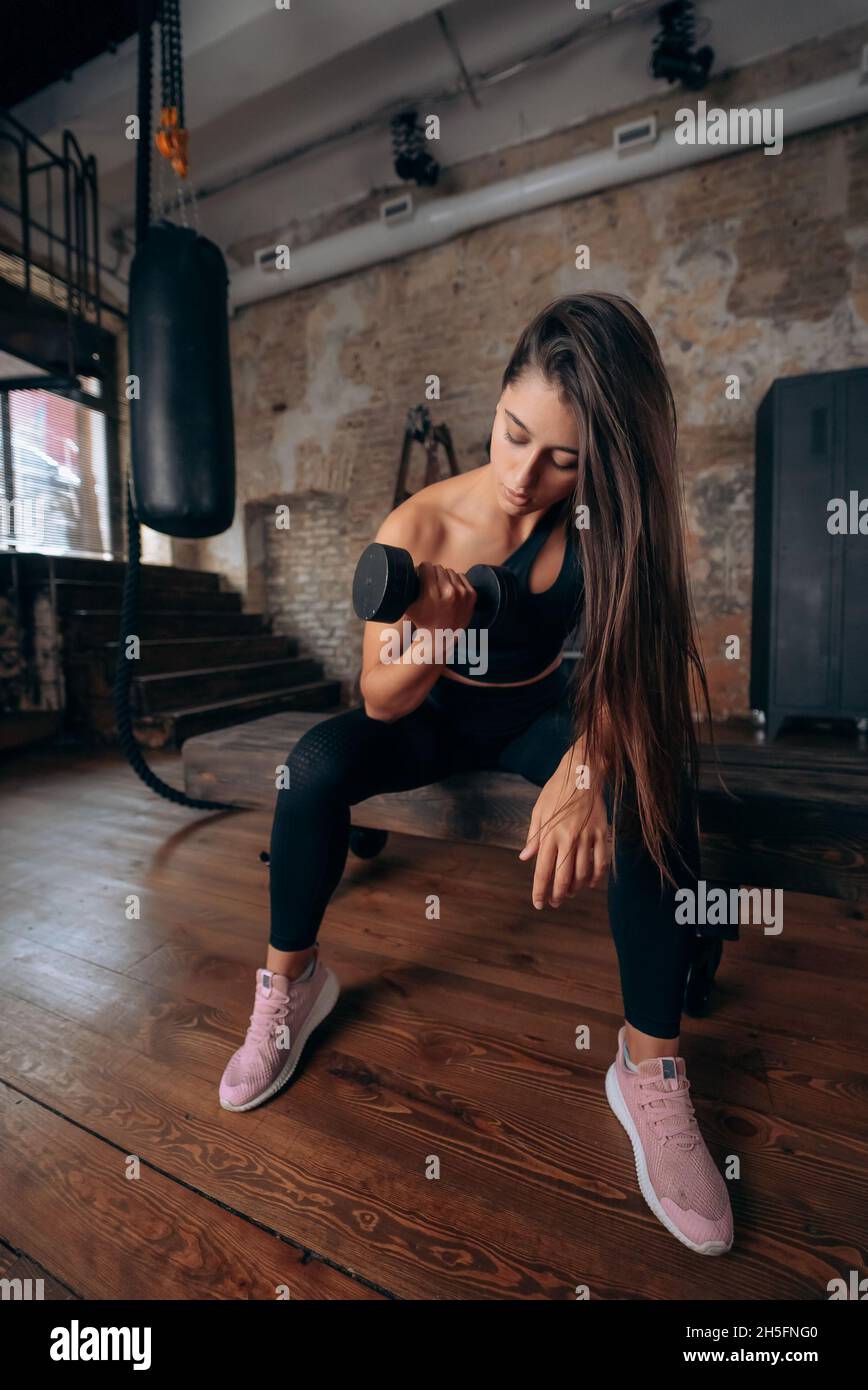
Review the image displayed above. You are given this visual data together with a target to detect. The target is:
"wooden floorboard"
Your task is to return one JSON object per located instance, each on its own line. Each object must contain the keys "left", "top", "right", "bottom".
{"left": 0, "top": 1082, "right": 382, "bottom": 1300}
{"left": 0, "top": 1239, "right": 78, "bottom": 1300}
{"left": 0, "top": 742, "right": 866, "bottom": 1299}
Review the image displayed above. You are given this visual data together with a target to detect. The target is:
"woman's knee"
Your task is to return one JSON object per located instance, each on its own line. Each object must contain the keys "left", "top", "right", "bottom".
{"left": 279, "top": 715, "right": 362, "bottom": 805}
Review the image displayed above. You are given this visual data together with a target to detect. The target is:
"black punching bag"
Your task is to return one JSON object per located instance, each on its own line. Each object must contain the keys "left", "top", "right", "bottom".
{"left": 128, "top": 219, "right": 235, "bottom": 537}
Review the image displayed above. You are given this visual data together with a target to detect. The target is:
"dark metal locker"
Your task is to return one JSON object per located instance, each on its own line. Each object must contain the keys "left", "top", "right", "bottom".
{"left": 750, "top": 367, "right": 868, "bottom": 738}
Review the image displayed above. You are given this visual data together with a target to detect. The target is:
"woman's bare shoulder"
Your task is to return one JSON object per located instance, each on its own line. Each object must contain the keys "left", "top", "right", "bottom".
{"left": 374, "top": 470, "right": 478, "bottom": 558}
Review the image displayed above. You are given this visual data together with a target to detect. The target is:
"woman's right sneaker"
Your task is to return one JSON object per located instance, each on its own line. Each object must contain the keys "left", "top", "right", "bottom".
{"left": 219, "top": 947, "right": 340, "bottom": 1111}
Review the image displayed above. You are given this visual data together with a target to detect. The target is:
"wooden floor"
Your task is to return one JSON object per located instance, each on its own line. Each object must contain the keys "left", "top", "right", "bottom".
{"left": 1, "top": 741, "right": 866, "bottom": 1301}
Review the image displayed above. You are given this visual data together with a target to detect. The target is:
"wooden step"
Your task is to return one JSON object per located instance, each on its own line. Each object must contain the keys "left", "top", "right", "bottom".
{"left": 62, "top": 638, "right": 305, "bottom": 721}
{"left": 182, "top": 711, "right": 868, "bottom": 902}
{"left": 88, "top": 634, "right": 300, "bottom": 677}
{"left": 131, "top": 657, "right": 324, "bottom": 714}
{"left": 65, "top": 610, "right": 269, "bottom": 644}
{"left": 135, "top": 680, "right": 344, "bottom": 748}
{"left": 53, "top": 581, "right": 242, "bottom": 613}
{"left": 3, "top": 554, "right": 221, "bottom": 592}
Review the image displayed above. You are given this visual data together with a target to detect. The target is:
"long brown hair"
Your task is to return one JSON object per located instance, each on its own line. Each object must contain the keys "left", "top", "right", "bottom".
{"left": 502, "top": 293, "right": 716, "bottom": 887}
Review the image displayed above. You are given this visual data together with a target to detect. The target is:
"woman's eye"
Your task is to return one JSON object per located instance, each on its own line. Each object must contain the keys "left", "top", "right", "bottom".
{"left": 504, "top": 431, "right": 576, "bottom": 470}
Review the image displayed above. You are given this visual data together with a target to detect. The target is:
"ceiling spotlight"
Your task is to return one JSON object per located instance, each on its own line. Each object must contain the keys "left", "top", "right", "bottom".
{"left": 390, "top": 110, "right": 439, "bottom": 188}
{"left": 650, "top": 1, "right": 714, "bottom": 92}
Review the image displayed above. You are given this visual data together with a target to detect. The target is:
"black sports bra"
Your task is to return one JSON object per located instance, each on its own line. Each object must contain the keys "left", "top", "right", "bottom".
{"left": 444, "top": 497, "right": 584, "bottom": 683}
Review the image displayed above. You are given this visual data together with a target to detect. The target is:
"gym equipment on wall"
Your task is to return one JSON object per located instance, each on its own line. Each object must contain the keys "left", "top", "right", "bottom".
{"left": 393, "top": 404, "right": 459, "bottom": 509}
{"left": 115, "top": 0, "right": 238, "bottom": 811}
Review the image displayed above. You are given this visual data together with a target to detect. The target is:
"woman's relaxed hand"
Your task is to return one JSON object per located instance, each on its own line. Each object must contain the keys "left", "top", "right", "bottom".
{"left": 518, "top": 753, "right": 611, "bottom": 908}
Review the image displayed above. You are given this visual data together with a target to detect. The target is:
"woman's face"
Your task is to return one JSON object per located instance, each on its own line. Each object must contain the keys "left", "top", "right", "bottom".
{"left": 489, "top": 369, "right": 580, "bottom": 515}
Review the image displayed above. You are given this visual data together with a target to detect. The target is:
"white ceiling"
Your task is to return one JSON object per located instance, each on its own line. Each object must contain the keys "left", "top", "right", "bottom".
{"left": 7, "top": 0, "right": 868, "bottom": 304}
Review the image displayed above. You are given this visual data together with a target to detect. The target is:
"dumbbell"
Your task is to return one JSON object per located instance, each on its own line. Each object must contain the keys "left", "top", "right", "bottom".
{"left": 352, "top": 542, "right": 519, "bottom": 629}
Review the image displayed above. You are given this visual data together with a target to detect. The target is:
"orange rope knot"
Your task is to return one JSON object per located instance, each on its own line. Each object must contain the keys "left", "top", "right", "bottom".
{"left": 154, "top": 106, "right": 189, "bottom": 178}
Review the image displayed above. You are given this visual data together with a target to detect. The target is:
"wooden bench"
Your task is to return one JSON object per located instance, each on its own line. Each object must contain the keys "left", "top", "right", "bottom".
{"left": 183, "top": 708, "right": 868, "bottom": 1012}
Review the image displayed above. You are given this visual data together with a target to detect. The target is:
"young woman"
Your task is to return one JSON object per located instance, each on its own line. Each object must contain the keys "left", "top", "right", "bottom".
{"left": 219, "top": 292, "right": 733, "bottom": 1257}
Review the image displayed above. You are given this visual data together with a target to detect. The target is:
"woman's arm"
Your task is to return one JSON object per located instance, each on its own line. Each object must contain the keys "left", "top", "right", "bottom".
{"left": 359, "top": 505, "right": 476, "bottom": 722}
{"left": 562, "top": 698, "right": 615, "bottom": 787}
{"left": 518, "top": 699, "right": 615, "bottom": 908}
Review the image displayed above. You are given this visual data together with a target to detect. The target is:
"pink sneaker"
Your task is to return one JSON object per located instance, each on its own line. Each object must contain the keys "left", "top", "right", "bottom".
{"left": 605, "top": 1025, "right": 733, "bottom": 1255}
{"left": 219, "top": 948, "right": 340, "bottom": 1112}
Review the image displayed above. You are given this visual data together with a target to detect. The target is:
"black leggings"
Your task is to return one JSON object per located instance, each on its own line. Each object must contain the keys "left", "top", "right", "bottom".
{"left": 268, "top": 663, "right": 700, "bottom": 1038}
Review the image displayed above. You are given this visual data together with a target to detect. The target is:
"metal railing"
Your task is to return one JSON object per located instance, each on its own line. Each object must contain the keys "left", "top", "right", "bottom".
{"left": 0, "top": 107, "right": 119, "bottom": 377}
{"left": 0, "top": 109, "right": 123, "bottom": 564}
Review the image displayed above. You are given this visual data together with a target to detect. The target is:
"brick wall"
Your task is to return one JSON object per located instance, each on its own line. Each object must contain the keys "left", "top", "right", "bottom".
{"left": 207, "top": 22, "right": 868, "bottom": 720}
{"left": 248, "top": 491, "right": 351, "bottom": 695}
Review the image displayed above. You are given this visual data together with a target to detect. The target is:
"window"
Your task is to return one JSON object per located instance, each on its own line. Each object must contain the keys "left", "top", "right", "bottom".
{"left": 0, "top": 353, "right": 114, "bottom": 558}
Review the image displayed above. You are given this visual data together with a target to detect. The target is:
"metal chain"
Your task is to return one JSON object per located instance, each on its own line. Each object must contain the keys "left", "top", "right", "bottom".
{"left": 173, "top": 0, "right": 185, "bottom": 128}
{"left": 157, "top": 0, "right": 199, "bottom": 234}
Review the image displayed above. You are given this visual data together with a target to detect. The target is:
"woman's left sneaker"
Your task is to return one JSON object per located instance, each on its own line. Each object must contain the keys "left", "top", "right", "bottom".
{"left": 605, "top": 1025, "right": 733, "bottom": 1255}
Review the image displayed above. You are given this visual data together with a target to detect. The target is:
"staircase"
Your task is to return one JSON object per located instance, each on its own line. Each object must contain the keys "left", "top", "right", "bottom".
{"left": 8, "top": 555, "right": 344, "bottom": 747}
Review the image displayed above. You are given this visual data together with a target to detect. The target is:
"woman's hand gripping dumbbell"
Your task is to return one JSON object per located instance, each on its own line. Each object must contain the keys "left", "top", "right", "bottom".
{"left": 352, "top": 542, "right": 519, "bottom": 629}
{"left": 402, "top": 561, "right": 477, "bottom": 632}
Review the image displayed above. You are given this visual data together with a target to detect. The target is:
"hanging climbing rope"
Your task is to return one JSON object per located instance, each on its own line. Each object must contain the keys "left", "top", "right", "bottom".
{"left": 114, "top": 0, "right": 237, "bottom": 812}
